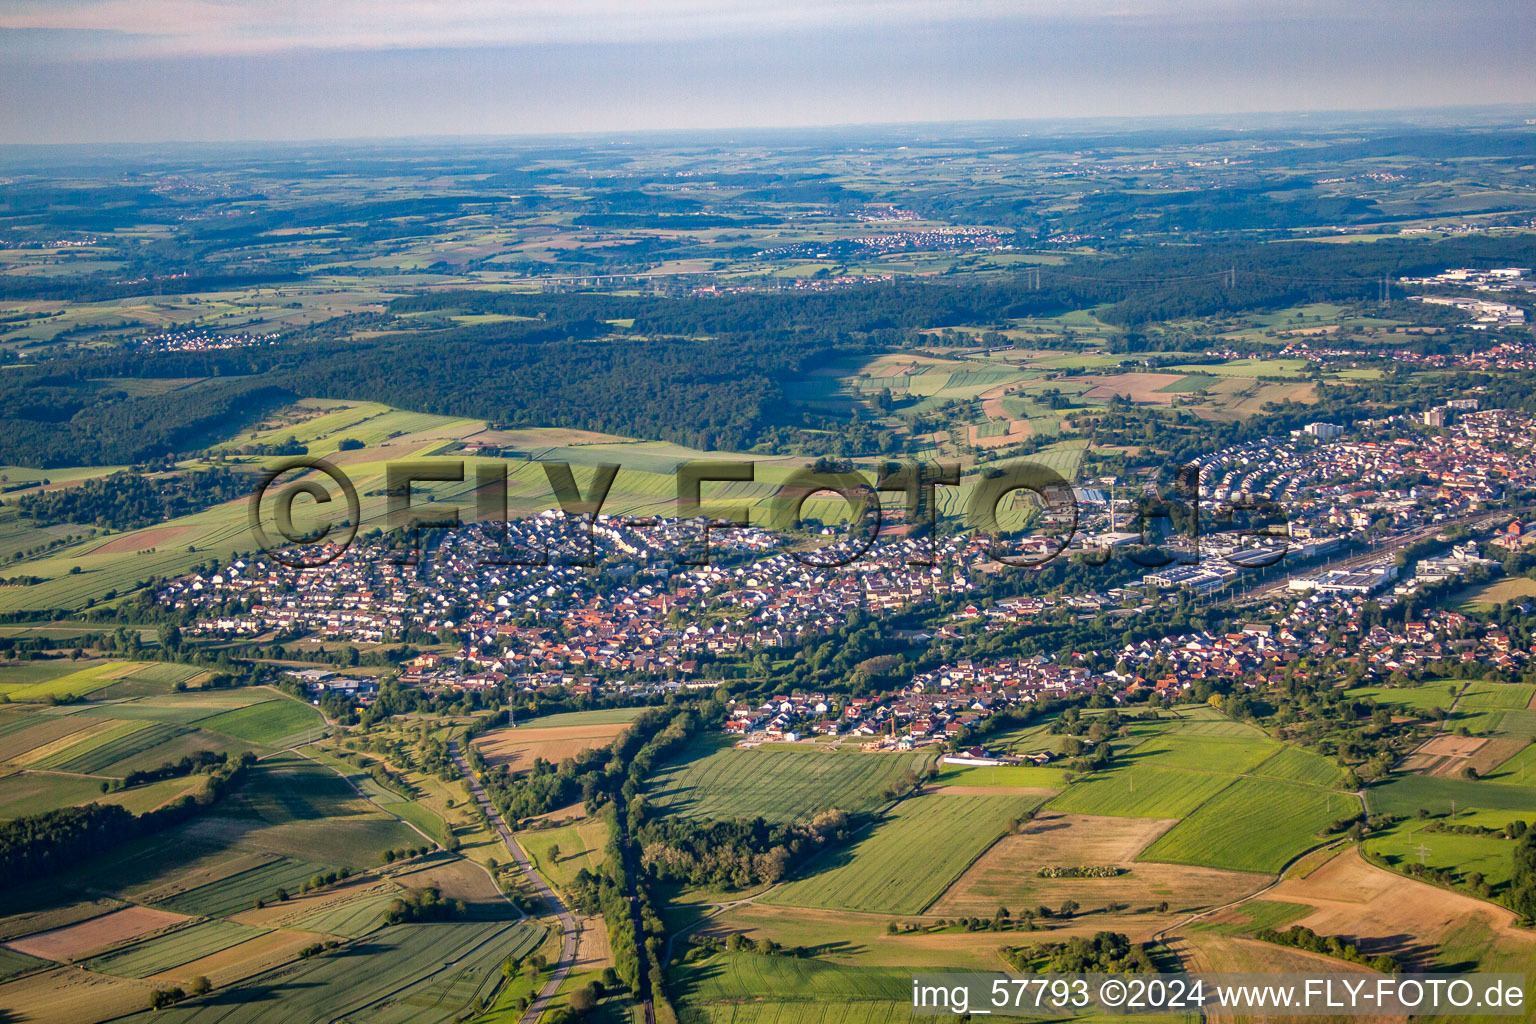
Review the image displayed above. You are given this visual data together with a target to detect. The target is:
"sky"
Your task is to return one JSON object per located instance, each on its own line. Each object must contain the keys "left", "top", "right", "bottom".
{"left": 1, "top": 0, "right": 1534, "bottom": 144}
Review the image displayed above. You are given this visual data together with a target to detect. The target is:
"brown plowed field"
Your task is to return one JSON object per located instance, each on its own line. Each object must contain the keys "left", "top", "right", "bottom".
{"left": 6, "top": 906, "right": 190, "bottom": 962}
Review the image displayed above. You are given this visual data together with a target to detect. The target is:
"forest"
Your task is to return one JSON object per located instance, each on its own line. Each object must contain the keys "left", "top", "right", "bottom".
{"left": 0, "top": 231, "right": 1532, "bottom": 466}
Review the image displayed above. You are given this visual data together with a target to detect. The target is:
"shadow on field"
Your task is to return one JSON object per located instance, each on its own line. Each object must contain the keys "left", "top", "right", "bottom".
{"left": 1354, "top": 931, "right": 1462, "bottom": 972}
{"left": 182, "top": 941, "right": 395, "bottom": 1007}
{"left": 807, "top": 940, "right": 863, "bottom": 958}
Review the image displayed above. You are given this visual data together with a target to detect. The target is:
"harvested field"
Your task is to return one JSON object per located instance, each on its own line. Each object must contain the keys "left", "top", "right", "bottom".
{"left": 1075, "top": 372, "right": 1188, "bottom": 405}
{"left": 472, "top": 721, "right": 630, "bottom": 773}
{"left": 1402, "top": 733, "right": 1488, "bottom": 776}
{"left": 85, "top": 919, "right": 265, "bottom": 979}
{"left": 0, "top": 898, "right": 125, "bottom": 944}
{"left": 396, "top": 856, "right": 505, "bottom": 905}
{"left": 572, "top": 914, "right": 612, "bottom": 972}
{"left": 704, "top": 904, "right": 1028, "bottom": 969}
{"left": 968, "top": 420, "right": 1032, "bottom": 449}
{"left": 92, "top": 526, "right": 193, "bottom": 556}
{"left": 231, "top": 877, "right": 398, "bottom": 936}
{"left": 1464, "top": 737, "right": 1530, "bottom": 777}
{"left": 1265, "top": 847, "right": 1524, "bottom": 970}
{"left": 146, "top": 928, "right": 319, "bottom": 988}
{"left": 0, "top": 964, "right": 156, "bottom": 1024}
{"left": 1167, "top": 933, "right": 1384, "bottom": 1024}
{"left": 931, "top": 812, "right": 1268, "bottom": 920}
{"left": 7, "top": 906, "right": 190, "bottom": 962}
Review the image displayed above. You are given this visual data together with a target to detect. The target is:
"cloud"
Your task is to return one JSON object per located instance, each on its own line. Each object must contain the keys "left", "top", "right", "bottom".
{"left": 0, "top": 0, "right": 1376, "bottom": 58}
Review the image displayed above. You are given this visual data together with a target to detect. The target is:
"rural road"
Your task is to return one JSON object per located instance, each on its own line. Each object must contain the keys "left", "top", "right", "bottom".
{"left": 449, "top": 739, "right": 579, "bottom": 1024}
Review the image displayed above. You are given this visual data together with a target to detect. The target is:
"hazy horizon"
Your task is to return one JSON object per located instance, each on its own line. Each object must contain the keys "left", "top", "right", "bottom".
{"left": 3, "top": 0, "right": 1534, "bottom": 145}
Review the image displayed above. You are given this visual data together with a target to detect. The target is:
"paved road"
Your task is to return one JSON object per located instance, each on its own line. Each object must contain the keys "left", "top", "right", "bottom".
{"left": 449, "top": 739, "right": 579, "bottom": 1024}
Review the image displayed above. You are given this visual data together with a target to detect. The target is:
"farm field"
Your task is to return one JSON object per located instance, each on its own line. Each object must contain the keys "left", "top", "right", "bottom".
{"left": 1345, "top": 681, "right": 1464, "bottom": 712}
{"left": 0, "top": 661, "right": 211, "bottom": 704}
{"left": 1458, "top": 681, "right": 1536, "bottom": 711}
{"left": 473, "top": 716, "right": 633, "bottom": 773}
{"left": 0, "top": 771, "right": 110, "bottom": 818}
{"left": 933, "top": 763, "right": 1072, "bottom": 790}
{"left": 1262, "top": 847, "right": 1531, "bottom": 973}
{"left": 1045, "top": 765, "right": 1234, "bottom": 819}
{"left": 115, "top": 920, "right": 539, "bottom": 1024}
{"left": 647, "top": 741, "right": 932, "bottom": 823}
{"left": 0, "top": 946, "right": 47, "bottom": 981}
{"left": 6, "top": 905, "right": 189, "bottom": 962}
{"left": 1363, "top": 772, "right": 1536, "bottom": 820}
{"left": 1484, "top": 742, "right": 1536, "bottom": 785}
{"left": 0, "top": 658, "right": 113, "bottom": 691}
{"left": 30, "top": 720, "right": 187, "bottom": 775}
{"left": 273, "top": 889, "right": 399, "bottom": 938}
{"left": 182, "top": 755, "right": 420, "bottom": 867}
{"left": 762, "top": 793, "right": 1044, "bottom": 915}
{"left": 1140, "top": 777, "right": 1348, "bottom": 874}
{"left": 194, "top": 698, "right": 324, "bottom": 746}
{"left": 1457, "top": 576, "right": 1536, "bottom": 612}
{"left": 523, "top": 708, "right": 647, "bottom": 728}
{"left": 0, "top": 964, "right": 157, "bottom": 1024}
{"left": 0, "top": 770, "right": 205, "bottom": 819}
{"left": 0, "top": 661, "right": 134, "bottom": 701}
{"left": 152, "top": 857, "right": 335, "bottom": 917}
{"left": 85, "top": 919, "right": 265, "bottom": 979}
{"left": 1120, "top": 734, "right": 1280, "bottom": 774}
{"left": 930, "top": 811, "right": 1269, "bottom": 923}
{"left": 0, "top": 898, "right": 126, "bottom": 944}
{"left": 520, "top": 817, "right": 610, "bottom": 890}
{"left": 0, "top": 712, "right": 105, "bottom": 763}
{"left": 71, "top": 691, "right": 274, "bottom": 725}
{"left": 147, "top": 928, "right": 328, "bottom": 989}
{"left": 1367, "top": 817, "right": 1525, "bottom": 891}
{"left": 1249, "top": 746, "right": 1346, "bottom": 788}
{"left": 674, "top": 949, "right": 915, "bottom": 1006}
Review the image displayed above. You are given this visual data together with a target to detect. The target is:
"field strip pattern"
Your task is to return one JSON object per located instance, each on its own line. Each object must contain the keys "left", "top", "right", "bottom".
{"left": 763, "top": 793, "right": 1045, "bottom": 915}
{"left": 152, "top": 858, "right": 335, "bottom": 918}
{"left": 648, "top": 745, "right": 932, "bottom": 823}
{"left": 33, "top": 721, "right": 188, "bottom": 775}
{"left": 85, "top": 920, "right": 267, "bottom": 979}
{"left": 113, "top": 921, "right": 537, "bottom": 1023}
